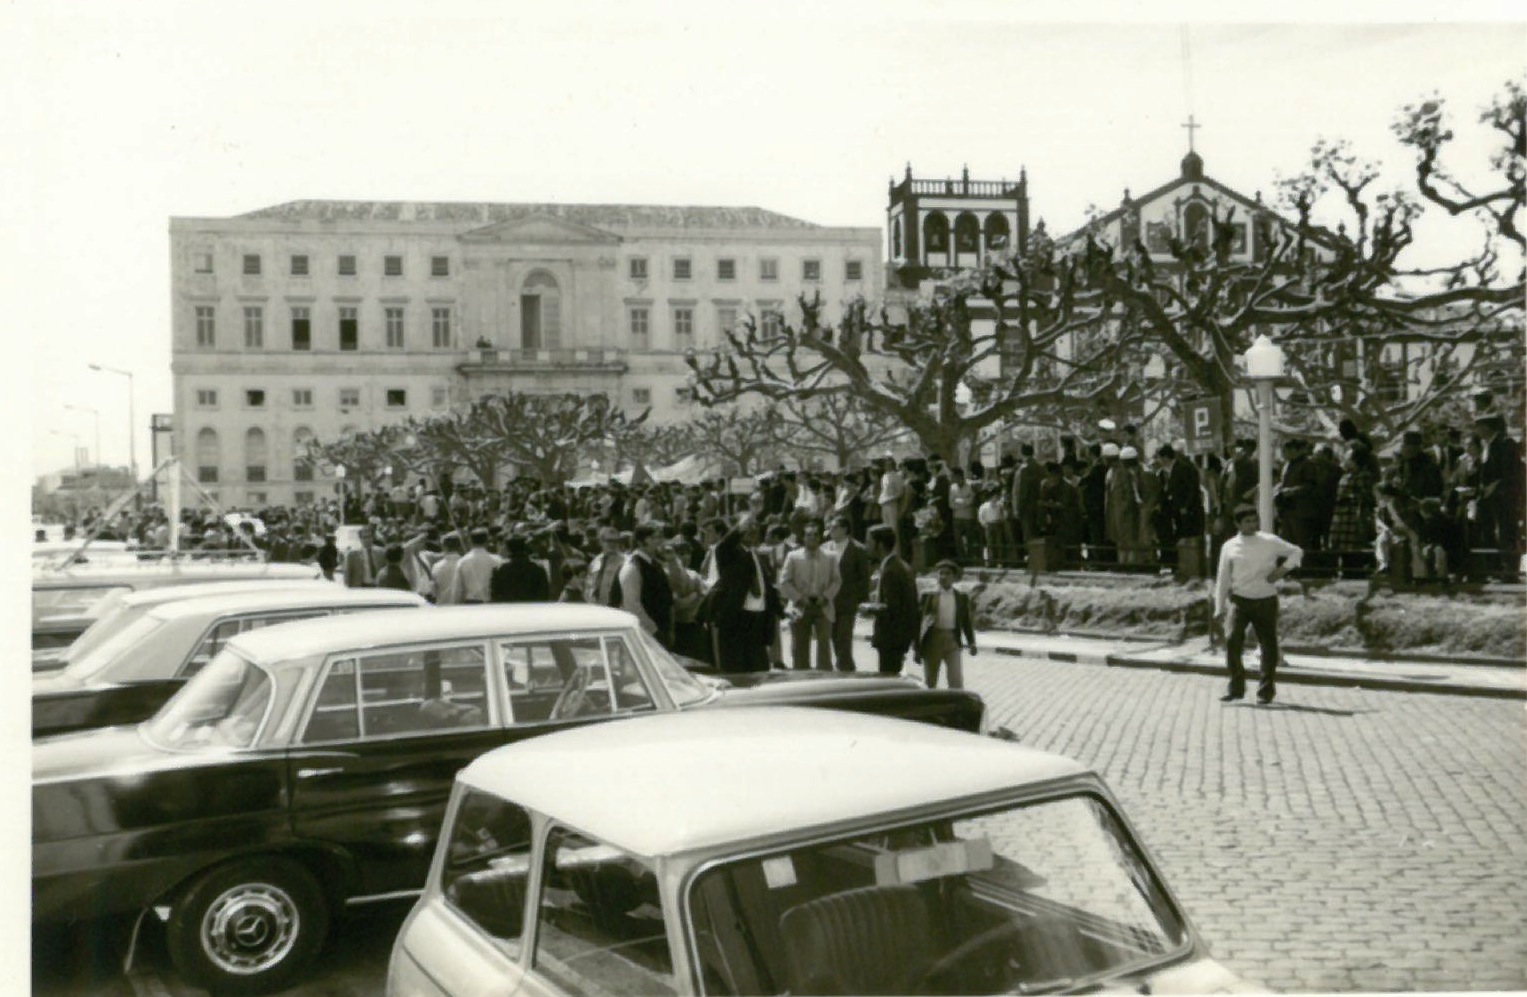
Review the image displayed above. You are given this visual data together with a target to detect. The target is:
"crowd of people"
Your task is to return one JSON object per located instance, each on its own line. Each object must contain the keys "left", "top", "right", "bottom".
{"left": 49, "top": 399, "right": 1526, "bottom": 667}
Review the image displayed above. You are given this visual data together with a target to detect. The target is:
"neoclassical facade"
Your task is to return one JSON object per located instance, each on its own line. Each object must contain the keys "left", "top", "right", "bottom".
{"left": 170, "top": 200, "right": 881, "bottom": 507}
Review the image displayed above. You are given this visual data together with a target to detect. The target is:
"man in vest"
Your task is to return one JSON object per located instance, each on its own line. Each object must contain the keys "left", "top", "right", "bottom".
{"left": 619, "top": 523, "right": 675, "bottom": 648}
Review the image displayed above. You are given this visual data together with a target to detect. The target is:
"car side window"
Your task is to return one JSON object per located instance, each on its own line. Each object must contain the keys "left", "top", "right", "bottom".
{"left": 533, "top": 825, "right": 674, "bottom": 996}
{"left": 181, "top": 611, "right": 330, "bottom": 678}
{"left": 441, "top": 790, "right": 534, "bottom": 954}
{"left": 300, "top": 642, "right": 490, "bottom": 743}
{"left": 498, "top": 635, "right": 655, "bottom": 724}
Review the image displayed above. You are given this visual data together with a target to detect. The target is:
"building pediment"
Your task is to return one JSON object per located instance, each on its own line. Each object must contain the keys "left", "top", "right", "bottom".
{"left": 459, "top": 213, "right": 622, "bottom": 245}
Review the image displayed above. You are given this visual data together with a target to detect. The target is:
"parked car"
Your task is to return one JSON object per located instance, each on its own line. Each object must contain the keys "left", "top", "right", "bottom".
{"left": 33, "top": 605, "right": 984, "bottom": 995}
{"left": 389, "top": 707, "right": 1254, "bottom": 997}
{"left": 31, "top": 560, "right": 322, "bottom": 650}
{"left": 32, "top": 577, "right": 342, "bottom": 672}
{"left": 33, "top": 586, "right": 426, "bottom": 737}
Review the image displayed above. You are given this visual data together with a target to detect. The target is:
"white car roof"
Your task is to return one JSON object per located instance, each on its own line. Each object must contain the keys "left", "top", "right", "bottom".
{"left": 229, "top": 603, "right": 637, "bottom": 665}
{"left": 34, "top": 561, "right": 320, "bottom": 587}
{"left": 117, "top": 578, "right": 341, "bottom": 610}
{"left": 148, "top": 585, "right": 425, "bottom": 621}
{"left": 458, "top": 708, "right": 1091, "bottom": 858}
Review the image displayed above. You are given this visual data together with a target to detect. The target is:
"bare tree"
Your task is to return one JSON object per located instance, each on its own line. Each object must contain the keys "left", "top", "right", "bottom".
{"left": 773, "top": 392, "right": 912, "bottom": 469}
{"left": 469, "top": 391, "right": 648, "bottom": 484}
{"left": 685, "top": 406, "right": 785, "bottom": 476}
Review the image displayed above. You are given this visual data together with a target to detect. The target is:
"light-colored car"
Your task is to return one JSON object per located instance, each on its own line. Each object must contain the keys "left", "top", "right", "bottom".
{"left": 33, "top": 585, "right": 426, "bottom": 736}
{"left": 32, "top": 577, "right": 343, "bottom": 671}
{"left": 34, "top": 606, "right": 984, "bottom": 996}
{"left": 31, "top": 559, "right": 323, "bottom": 649}
{"left": 388, "top": 707, "right": 1255, "bottom": 997}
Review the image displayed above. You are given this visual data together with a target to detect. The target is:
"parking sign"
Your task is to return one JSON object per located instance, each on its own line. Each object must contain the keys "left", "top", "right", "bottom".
{"left": 1182, "top": 398, "right": 1222, "bottom": 455}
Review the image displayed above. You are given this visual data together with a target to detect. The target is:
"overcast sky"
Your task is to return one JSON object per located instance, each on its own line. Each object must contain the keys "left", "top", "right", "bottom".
{"left": 6, "top": 1, "right": 1524, "bottom": 481}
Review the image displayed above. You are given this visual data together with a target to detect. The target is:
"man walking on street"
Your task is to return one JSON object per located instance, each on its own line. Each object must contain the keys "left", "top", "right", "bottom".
{"left": 825, "top": 515, "right": 870, "bottom": 671}
{"left": 915, "top": 559, "right": 977, "bottom": 689}
{"left": 864, "top": 524, "right": 918, "bottom": 675}
{"left": 1214, "top": 504, "right": 1303, "bottom": 705}
{"left": 778, "top": 518, "right": 841, "bottom": 670}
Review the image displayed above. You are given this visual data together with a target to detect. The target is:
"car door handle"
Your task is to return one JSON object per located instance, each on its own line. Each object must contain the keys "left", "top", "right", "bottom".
{"left": 297, "top": 767, "right": 344, "bottom": 779}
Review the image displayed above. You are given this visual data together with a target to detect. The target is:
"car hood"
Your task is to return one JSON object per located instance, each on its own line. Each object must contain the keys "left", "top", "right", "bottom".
{"left": 1134, "top": 956, "right": 1261, "bottom": 994}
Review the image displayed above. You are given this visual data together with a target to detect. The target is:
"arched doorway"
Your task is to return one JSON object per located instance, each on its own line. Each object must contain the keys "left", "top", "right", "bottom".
{"left": 195, "top": 428, "right": 219, "bottom": 484}
{"left": 521, "top": 271, "right": 562, "bottom": 350}
{"left": 245, "top": 427, "right": 268, "bottom": 484}
{"left": 954, "top": 212, "right": 981, "bottom": 266}
{"left": 923, "top": 213, "right": 949, "bottom": 265}
{"left": 984, "top": 213, "right": 1011, "bottom": 252}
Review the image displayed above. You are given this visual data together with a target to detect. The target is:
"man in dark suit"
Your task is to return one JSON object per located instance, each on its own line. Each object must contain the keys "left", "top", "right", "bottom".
{"left": 915, "top": 559, "right": 977, "bottom": 689}
{"left": 701, "top": 515, "right": 781, "bottom": 673}
{"left": 1476, "top": 415, "right": 1523, "bottom": 582}
{"left": 1009, "top": 443, "right": 1042, "bottom": 559}
{"left": 1274, "top": 439, "right": 1322, "bottom": 552}
{"left": 1160, "top": 444, "right": 1204, "bottom": 544}
{"left": 490, "top": 534, "right": 551, "bottom": 603}
{"left": 864, "top": 524, "right": 918, "bottom": 675}
{"left": 825, "top": 514, "right": 871, "bottom": 672}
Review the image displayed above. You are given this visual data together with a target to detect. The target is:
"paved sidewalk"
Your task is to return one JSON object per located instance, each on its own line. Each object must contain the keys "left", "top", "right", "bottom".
{"left": 852, "top": 621, "right": 1527, "bottom": 698}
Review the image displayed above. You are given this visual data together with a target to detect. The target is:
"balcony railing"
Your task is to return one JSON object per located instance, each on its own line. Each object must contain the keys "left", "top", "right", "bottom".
{"left": 892, "top": 177, "right": 1024, "bottom": 200}
{"left": 460, "top": 347, "right": 629, "bottom": 371}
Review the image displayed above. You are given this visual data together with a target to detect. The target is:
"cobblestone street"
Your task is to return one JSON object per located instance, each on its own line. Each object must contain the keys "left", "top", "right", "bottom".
{"left": 970, "top": 655, "right": 1527, "bottom": 993}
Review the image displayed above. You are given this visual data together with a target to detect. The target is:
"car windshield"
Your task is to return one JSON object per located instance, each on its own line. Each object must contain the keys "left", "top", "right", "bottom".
{"left": 62, "top": 613, "right": 168, "bottom": 682}
{"left": 636, "top": 629, "right": 715, "bottom": 708}
{"left": 142, "top": 649, "right": 273, "bottom": 751}
{"left": 686, "top": 793, "right": 1189, "bottom": 996}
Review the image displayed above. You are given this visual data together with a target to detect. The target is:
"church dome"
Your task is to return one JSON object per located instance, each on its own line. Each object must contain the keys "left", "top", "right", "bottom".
{"left": 1181, "top": 150, "right": 1205, "bottom": 180}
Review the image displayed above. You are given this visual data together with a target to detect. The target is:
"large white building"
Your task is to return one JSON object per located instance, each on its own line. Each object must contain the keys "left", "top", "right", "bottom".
{"left": 169, "top": 200, "right": 881, "bottom": 507}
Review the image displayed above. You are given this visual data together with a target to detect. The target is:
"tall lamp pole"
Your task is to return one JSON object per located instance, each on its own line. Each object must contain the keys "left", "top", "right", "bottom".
{"left": 88, "top": 363, "right": 137, "bottom": 484}
{"left": 64, "top": 405, "right": 100, "bottom": 469}
{"left": 1243, "top": 335, "right": 1286, "bottom": 533}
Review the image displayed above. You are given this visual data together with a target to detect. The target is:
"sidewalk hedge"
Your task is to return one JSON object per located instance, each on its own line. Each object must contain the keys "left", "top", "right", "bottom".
{"left": 970, "top": 576, "right": 1527, "bottom": 661}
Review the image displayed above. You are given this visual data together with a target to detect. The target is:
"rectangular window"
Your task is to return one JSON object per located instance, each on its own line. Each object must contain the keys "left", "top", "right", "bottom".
{"left": 243, "top": 254, "right": 261, "bottom": 276}
{"left": 385, "top": 307, "right": 405, "bottom": 349}
{"left": 193, "top": 251, "right": 214, "bottom": 274}
{"left": 295, "top": 460, "right": 315, "bottom": 482}
{"left": 339, "top": 306, "right": 358, "bottom": 351}
{"left": 386, "top": 389, "right": 407, "bottom": 408}
{"left": 196, "top": 389, "right": 218, "bottom": 407}
{"left": 291, "top": 306, "right": 311, "bottom": 351}
{"left": 673, "top": 307, "right": 694, "bottom": 349}
{"left": 438, "top": 790, "right": 534, "bottom": 950}
{"left": 247, "top": 465, "right": 266, "bottom": 483}
{"left": 290, "top": 254, "right": 309, "bottom": 276}
{"left": 673, "top": 257, "right": 692, "bottom": 281}
{"left": 384, "top": 255, "right": 403, "bottom": 277}
{"left": 632, "top": 387, "right": 651, "bottom": 405}
{"left": 293, "top": 388, "right": 313, "bottom": 407}
{"left": 802, "top": 259, "right": 821, "bottom": 281}
{"left": 675, "top": 386, "right": 692, "bottom": 405}
{"left": 629, "top": 257, "right": 648, "bottom": 280}
{"left": 294, "top": 490, "right": 314, "bottom": 503}
{"left": 338, "top": 254, "right": 357, "bottom": 276}
{"left": 845, "top": 259, "right": 864, "bottom": 281}
{"left": 759, "top": 258, "right": 779, "bottom": 282}
{"left": 717, "top": 307, "right": 738, "bottom": 338}
{"left": 760, "top": 307, "right": 783, "bottom": 337}
{"left": 198, "top": 466, "right": 218, "bottom": 484}
{"left": 431, "top": 256, "right": 450, "bottom": 277}
{"left": 302, "top": 644, "right": 489, "bottom": 743}
{"left": 195, "top": 305, "right": 216, "bottom": 347}
{"left": 246, "top": 389, "right": 265, "bottom": 408}
{"left": 431, "top": 386, "right": 448, "bottom": 408}
{"left": 629, "top": 307, "right": 650, "bottom": 351}
{"left": 716, "top": 258, "right": 736, "bottom": 281}
{"left": 243, "top": 306, "right": 264, "bottom": 349}
{"left": 431, "top": 307, "right": 452, "bottom": 349}
{"left": 339, "top": 388, "right": 360, "bottom": 409}
{"left": 534, "top": 826, "right": 670, "bottom": 995}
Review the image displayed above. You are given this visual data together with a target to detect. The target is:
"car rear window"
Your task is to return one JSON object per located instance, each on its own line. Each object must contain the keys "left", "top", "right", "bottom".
{"left": 63, "top": 614, "right": 169, "bottom": 682}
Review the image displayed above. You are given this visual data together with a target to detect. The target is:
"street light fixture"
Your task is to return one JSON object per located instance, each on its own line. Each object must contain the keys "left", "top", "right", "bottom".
{"left": 88, "top": 363, "right": 137, "bottom": 485}
{"left": 1242, "top": 334, "right": 1286, "bottom": 532}
{"left": 64, "top": 405, "right": 101, "bottom": 469}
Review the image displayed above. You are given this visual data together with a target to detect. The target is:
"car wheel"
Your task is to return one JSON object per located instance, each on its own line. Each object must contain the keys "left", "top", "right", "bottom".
{"left": 165, "top": 857, "right": 329, "bottom": 995}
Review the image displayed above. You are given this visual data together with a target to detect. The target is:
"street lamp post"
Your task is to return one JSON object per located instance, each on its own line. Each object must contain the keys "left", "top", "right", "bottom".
{"left": 88, "top": 363, "right": 137, "bottom": 485}
{"left": 64, "top": 405, "right": 100, "bottom": 468}
{"left": 1243, "top": 334, "right": 1286, "bottom": 533}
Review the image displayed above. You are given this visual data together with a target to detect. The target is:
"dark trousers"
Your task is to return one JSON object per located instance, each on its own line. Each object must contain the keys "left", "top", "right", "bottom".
{"left": 1225, "top": 594, "right": 1280, "bottom": 701}
{"left": 714, "top": 615, "right": 771, "bottom": 672}
{"left": 876, "top": 644, "right": 908, "bottom": 675}
{"left": 830, "top": 608, "right": 858, "bottom": 671}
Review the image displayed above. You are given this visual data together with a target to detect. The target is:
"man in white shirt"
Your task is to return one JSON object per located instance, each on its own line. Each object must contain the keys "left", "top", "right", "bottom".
{"left": 430, "top": 534, "right": 465, "bottom": 605}
{"left": 1213, "top": 504, "right": 1303, "bottom": 704}
{"left": 585, "top": 527, "right": 627, "bottom": 606}
{"left": 777, "top": 518, "right": 841, "bottom": 670}
{"left": 455, "top": 528, "right": 502, "bottom": 604}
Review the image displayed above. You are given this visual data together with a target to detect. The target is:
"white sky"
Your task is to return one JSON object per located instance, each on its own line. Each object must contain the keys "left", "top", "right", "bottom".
{"left": 5, "top": 2, "right": 1524, "bottom": 481}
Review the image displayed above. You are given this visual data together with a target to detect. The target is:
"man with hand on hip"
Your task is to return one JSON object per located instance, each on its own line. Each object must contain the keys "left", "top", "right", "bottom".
{"left": 1214, "top": 504, "right": 1303, "bottom": 705}
{"left": 915, "top": 559, "right": 977, "bottom": 689}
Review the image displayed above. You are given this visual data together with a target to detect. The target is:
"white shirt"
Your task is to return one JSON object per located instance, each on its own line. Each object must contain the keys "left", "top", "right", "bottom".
{"left": 936, "top": 588, "right": 957, "bottom": 629}
{"left": 1214, "top": 531, "right": 1303, "bottom": 615}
